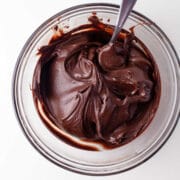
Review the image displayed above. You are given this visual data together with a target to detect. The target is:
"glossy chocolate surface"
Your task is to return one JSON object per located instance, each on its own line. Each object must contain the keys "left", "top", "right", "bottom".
{"left": 33, "top": 16, "right": 160, "bottom": 150}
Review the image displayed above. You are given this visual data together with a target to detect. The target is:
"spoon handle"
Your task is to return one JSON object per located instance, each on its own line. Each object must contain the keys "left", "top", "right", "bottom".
{"left": 110, "top": 0, "right": 137, "bottom": 43}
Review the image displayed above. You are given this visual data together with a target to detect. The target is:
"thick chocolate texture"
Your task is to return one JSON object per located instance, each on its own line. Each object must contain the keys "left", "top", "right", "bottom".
{"left": 33, "top": 16, "right": 160, "bottom": 150}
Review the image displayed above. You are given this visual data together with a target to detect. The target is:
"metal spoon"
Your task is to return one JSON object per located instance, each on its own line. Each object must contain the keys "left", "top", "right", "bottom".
{"left": 110, "top": 0, "right": 137, "bottom": 43}
{"left": 98, "top": 0, "right": 137, "bottom": 71}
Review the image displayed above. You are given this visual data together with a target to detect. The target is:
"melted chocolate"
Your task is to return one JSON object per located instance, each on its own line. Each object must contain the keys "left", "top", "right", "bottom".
{"left": 32, "top": 16, "right": 160, "bottom": 150}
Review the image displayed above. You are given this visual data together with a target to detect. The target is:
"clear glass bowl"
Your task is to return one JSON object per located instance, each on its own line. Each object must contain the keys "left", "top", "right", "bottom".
{"left": 13, "top": 3, "right": 180, "bottom": 175}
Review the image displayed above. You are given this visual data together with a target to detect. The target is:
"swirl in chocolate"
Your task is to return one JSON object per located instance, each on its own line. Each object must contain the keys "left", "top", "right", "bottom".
{"left": 33, "top": 16, "right": 160, "bottom": 150}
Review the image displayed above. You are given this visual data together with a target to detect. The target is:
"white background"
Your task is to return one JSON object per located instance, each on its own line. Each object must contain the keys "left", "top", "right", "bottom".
{"left": 0, "top": 0, "right": 179, "bottom": 179}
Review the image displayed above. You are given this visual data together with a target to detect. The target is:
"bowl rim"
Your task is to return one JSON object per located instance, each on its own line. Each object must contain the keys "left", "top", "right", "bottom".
{"left": 12, "top": 2, "right": 180, "bottom": 176}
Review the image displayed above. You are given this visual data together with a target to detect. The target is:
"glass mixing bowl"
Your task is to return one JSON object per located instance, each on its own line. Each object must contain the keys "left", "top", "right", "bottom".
{"left": 13, "top": 3, "right": 180, "bottom": 175}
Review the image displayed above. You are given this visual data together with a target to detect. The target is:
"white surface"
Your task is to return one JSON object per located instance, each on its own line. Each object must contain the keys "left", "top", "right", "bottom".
{"left": 0, "top": 0, "right": 179, "bottom": 179}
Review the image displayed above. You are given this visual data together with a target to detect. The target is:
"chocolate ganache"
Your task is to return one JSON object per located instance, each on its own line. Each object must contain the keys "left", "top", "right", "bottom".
{"left": 32, "top": 16, "right": 160, "bottom": 150}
